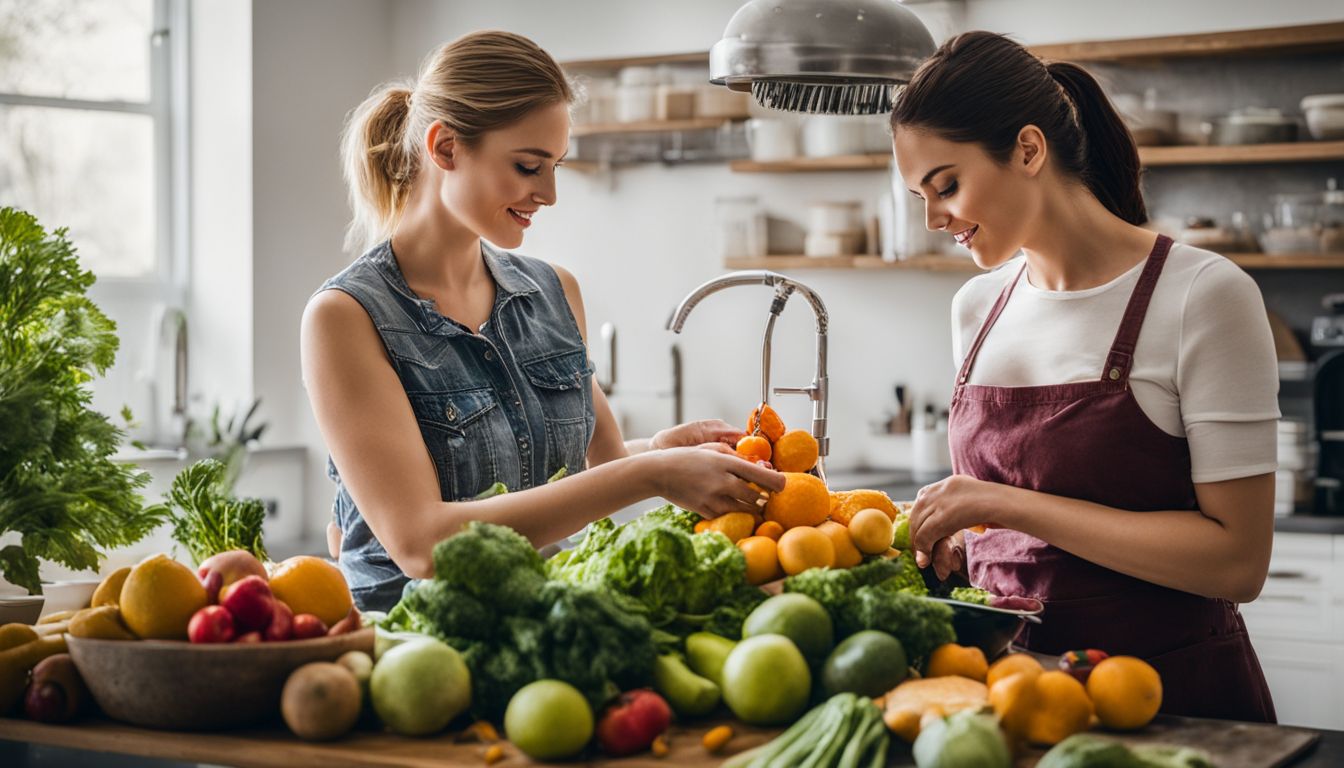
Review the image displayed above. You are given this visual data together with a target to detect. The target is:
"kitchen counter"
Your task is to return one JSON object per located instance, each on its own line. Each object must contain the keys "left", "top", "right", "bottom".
{"left": 0, "top": 715, "right": 1338, "bottom": 767}
{"left": 1272, "top": 514, "right": 1344, "bottom": 535}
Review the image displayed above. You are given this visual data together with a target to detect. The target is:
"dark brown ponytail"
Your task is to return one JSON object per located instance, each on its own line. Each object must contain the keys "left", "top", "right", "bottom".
{"left": 892, "top": 32, "right": 1146, "bottom": 226}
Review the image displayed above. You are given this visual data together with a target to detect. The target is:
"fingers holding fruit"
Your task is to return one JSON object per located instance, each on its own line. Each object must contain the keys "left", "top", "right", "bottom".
{"left": 908, "top": 475, "right": 994, "bottom": 561}
{"left": 651, "top": 418, "right": 745, "bottom": 450}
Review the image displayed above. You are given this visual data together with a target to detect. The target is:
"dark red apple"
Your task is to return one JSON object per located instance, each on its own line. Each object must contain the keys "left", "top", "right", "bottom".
{"left": 291, "top": 613, "right": 328, "bottom": 640}
{"left": 23, "top": 654, "right": 89, "bottom": 723}
{"left": 596, "top": 689, "right": 672, "bottom": 756}
{"left": 220, "top": 575, "right": 274, "bottom": 632}
{"left": 197, "top": 550, "right": 268, "bottom": 603}
{"left": 265, "top": 600, "right": 294, "bottom": 642}
{"left": 188, "top": 605, "right": 236, "bottom": 644}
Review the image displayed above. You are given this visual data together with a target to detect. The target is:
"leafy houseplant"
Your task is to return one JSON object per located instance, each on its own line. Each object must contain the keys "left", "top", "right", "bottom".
{"left": 0, "top": 207, "right": 166, "bottom": 594}
{"left": 148, "top": 458, "right": 268, "bottom": 566}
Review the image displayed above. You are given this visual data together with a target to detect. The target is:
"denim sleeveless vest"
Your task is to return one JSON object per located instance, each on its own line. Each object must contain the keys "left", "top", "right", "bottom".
{"left": 318, "top": 240, "right": 595, "bottom": 610}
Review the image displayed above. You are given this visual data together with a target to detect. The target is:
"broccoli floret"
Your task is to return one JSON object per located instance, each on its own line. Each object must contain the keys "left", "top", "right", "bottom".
{"left": 873, "top": 551, "right": 927, "bottom": 596}
{"left": 848, "top": 587, "right": 955, "bottom": 664}
{"left": 432, "top": 522, "right": 547, "bottom": 609}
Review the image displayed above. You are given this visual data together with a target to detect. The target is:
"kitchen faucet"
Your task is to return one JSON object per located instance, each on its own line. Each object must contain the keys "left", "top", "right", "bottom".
{"left": 667, "top": 271, "right": 830, "bottom": 482}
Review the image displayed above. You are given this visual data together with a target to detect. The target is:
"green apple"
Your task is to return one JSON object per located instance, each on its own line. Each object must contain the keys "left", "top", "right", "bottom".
{"left": 504, "top": 680, "right": 593, "bottom": 760}
{"left": 370, "top": 638, "right": 471, "bottom": 736}
{"left": 721, "top": 634, "right": 811, "bottom": 725}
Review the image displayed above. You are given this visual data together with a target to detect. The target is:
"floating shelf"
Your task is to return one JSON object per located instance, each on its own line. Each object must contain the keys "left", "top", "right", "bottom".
{"left": 1028, "top": 21, "right": 1344, "bottom": 63}
{"left": 570, "top": 118, "right": 737, "bottom": 138}
{"left": 723, "top": 253, "right": 1344, "bottom": 273}
{"left": 729, "top": 154, "right": 891, "bottom": 173}
{"left": 561, "top": 52, "right": 707, "bottom": 71}
{"left": 1139, "top": 141, "right": 1344, "bottom": 166}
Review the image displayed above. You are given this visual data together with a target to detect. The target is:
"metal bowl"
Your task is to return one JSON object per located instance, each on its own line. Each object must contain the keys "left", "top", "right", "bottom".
{"left": 926, "top": 597, "right": 1042, "bottom": 661}
{"left": 68, "top": 628, "right": 374, "bottom": 730}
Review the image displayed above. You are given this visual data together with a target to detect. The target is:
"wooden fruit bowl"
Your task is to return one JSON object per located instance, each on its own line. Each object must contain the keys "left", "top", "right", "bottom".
{"left": 67, "top": 628, "right": 373, "bottom": 731}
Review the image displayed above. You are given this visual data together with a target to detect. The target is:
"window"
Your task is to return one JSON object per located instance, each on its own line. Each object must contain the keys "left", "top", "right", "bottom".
{"left": 0, "top": 0, "right": 186, "bottom": 282}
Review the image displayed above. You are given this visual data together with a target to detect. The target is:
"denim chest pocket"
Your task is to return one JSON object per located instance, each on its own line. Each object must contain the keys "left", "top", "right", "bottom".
{"left": 521, "top": 348, "right": 595, "bottom": 478}
{"left": 406, "top": 387, "right": 506, "bottom": 500}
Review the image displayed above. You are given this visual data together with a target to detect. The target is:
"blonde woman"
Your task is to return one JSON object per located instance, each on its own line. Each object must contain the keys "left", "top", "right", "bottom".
{"left": 303, "top": 31, "right": 782, "bottom": 610}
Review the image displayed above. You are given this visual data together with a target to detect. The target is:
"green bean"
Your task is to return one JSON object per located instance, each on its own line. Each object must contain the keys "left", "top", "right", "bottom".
{"left": 766, "top": 697, "right": 850, "bottom": 768}
{"left": 866, "top": 718, "right": 890, "bottom": 768}
{"left": 809, "top": 700, "right": 863, "bottom": 767}
{"left": 745, "top": 702, "right": 826, "bottom": 768}
{"left": 837, "top": 707, "right": 883, "bottom": 768}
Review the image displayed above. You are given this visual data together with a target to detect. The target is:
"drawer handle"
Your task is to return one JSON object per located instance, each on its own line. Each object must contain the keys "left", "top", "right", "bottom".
{"left": 1266, "top": 570, "right": 1319, "bottom": 583}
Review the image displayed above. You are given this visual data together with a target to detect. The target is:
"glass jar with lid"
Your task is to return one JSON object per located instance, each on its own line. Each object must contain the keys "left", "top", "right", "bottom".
{"left": 1322, "top": 178, "right": 1344, "bottom": 253}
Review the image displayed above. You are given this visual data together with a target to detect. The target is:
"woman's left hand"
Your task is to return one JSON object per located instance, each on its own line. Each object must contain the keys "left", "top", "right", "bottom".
{"left": 650, "top": 419, "right": 744, "bottom": 451}
{"left": 909, "top": 474, "right": 1001, "bottom": 565}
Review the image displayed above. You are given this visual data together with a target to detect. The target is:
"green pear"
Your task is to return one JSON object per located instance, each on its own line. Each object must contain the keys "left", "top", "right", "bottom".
{"left": 685, "top": 631, "right": 737, "bottom": 687}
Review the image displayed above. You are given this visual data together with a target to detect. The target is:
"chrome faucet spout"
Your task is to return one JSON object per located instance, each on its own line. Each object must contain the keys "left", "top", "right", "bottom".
{"left": 667, "top": 270, "right": 831, "bottom": 481}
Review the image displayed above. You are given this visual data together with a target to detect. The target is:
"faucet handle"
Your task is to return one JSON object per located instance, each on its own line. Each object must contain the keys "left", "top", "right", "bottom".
{"left": 773, "top": 385, "right": 820, "bottom": 401}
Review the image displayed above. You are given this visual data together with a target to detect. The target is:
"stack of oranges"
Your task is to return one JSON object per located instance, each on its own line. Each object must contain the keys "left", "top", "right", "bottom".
{"left": 693, "top": 404, "right": 902, "bottom": 586}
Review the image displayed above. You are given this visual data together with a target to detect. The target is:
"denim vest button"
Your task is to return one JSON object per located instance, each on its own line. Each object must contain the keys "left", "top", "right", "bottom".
{"left": 485, "top": 349, "right": 495, "bottom": 361}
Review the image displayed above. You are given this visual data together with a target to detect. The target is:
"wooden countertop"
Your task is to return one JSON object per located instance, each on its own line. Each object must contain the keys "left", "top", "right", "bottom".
{"left": 1, "top": 713, "right": 1337, "bottom": 768}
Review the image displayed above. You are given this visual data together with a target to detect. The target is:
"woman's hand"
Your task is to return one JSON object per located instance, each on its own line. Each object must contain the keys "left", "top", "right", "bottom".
{"left": 649, "top": 419, "right": 744, "bottom": 451}
{"left": 649, "top": 443, "right": 784, "bottom": 518}
{"left": 909, "top": 475, "right": 998, "bottom": 575}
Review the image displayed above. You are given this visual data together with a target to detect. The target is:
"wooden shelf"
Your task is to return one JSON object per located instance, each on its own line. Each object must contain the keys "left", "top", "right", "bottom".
{"left": 724, "top": 254, "right": 981, "bottom": 272}
{"left": 1140, "top": 141, "right": 1344, "bottom": 166}
{"left": 1225, "top": 253, "right": 1344, "bottom": 269}
{"left": 723, "top": 253, "right": 1344, "bottom": 273}
{"left": 561, "top": 52, "right": 707, "bottom": 71}
{"left": 730, "top": 154, "right": 891, "bottom": 173}
{"left": 1029, "top": 21, "right": 1344, "bottom": 62}
{"left": 570, "top": 118, "right": 737, "bottom": 138}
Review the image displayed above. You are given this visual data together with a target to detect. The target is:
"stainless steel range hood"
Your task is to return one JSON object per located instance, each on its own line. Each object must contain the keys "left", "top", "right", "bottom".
{"left": 710, "top": 0, "right": 936, "bottom": 115}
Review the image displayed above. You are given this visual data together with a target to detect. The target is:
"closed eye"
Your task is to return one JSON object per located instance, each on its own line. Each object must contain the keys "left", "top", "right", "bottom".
{"left": 515, "top": 163, "right": 542, "bottom": 176}
{"left": 937, "top": 180, "right": 958, "bottom": 199}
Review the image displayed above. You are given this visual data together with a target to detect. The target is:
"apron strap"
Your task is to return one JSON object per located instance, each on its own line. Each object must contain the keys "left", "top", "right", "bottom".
{"left": 957, "top": 261, "right": 1029, "bottom": 385}
{"left": 1101, "top": 234, "right": 1174, "bottom": 383}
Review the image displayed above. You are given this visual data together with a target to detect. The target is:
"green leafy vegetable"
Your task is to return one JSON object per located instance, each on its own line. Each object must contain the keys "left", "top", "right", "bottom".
{"left": 950, "top": 586, "right": 992, "bottom": 605}
{"left": 546, "top": 504, "right": 765, "bottom": 639}
{"left": 148, "top": 459, "right": 268, "bottom": 565}
{"left": 0, "top": 207, "right": 163, "bottom": 594}
{"left": 381, "top": 521, "right": 656, "bottom": 718}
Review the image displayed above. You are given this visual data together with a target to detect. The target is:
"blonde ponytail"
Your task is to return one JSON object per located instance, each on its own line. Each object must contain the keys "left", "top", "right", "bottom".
{"left": 340, "top": 31, "right": 573, "bottom": 253}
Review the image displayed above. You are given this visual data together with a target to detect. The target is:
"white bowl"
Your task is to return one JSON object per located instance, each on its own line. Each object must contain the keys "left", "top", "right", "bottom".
{"left": 40, "top": 579, "right": 101, "bottom": 616}
{"left": 1301, "top": 94, "right": 1344, "bottom": 141}
{"left": 0, "top": 596, "right": 45, "bottom": 625}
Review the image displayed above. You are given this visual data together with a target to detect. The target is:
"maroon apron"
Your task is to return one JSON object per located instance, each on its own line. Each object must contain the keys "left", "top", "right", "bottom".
{"left": 949, "top": 235, "right": 1276, "bottom": 722}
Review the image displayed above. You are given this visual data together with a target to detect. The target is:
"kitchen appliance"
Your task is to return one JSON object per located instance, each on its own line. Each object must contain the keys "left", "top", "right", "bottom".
{"left": 1204, "top": 107, "right": 1298, "bottom": 145}
{"left": 710, "top": 0, "right": 936, "bottom": 115}
{"left": 1311, "top": 293, "right": 1344, "bottom": 515}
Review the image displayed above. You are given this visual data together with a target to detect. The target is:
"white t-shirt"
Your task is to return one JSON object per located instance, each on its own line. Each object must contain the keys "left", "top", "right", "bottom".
{"left": 951, "top": 242, "right": 1280, "bottom": 484}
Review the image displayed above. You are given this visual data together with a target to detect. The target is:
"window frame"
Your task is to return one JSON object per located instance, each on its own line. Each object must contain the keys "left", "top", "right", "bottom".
{"left": 0, "top": 0, "right": 190, "bottom": 299}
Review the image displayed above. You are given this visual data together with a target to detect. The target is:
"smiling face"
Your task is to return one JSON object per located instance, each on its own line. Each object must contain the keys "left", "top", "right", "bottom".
{"left": 892, "top": 126, "right": 1044, "bottom": 269}
{"left": 436, "top": 100, "right": 570, "bottom": 249}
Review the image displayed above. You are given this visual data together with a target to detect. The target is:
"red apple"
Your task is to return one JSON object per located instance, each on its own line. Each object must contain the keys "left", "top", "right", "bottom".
{"left": 188, "top": 605, "right": 236, "bottom": 644}
{"left": 291, "top": 614, "right": 328, "bottom": 640}
{"left": 265, "top": 600, "right": 294, "bottom": 642}
{"left": 23, "top": 654, "right": 89, "bottom": 723}
{"left": 220, "top": 575, "right": 274, "bottom": 632}
{"left": 197, "top": 549, "right": 268, "bottom": 603}
{"left": 595, "top": 689, "right": 672, "bottom": 756}
{"left": 234, "top": 631, "right": 263, "bottom": 644}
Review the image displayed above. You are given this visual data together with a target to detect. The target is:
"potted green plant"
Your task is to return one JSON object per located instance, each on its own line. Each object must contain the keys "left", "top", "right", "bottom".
{"left": 0, "top": 207, "right": 166, "bottom": 611}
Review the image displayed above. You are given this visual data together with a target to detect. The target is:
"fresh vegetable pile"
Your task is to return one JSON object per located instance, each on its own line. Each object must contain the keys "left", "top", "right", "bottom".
{"left": 784, "top": 555, "right": 956, "bottom": 665}
{"left": 381, "top": 522, "right": 657, "bottom": 718}
{"left": 547, "top": 505, "right": 766, "bottom": 639}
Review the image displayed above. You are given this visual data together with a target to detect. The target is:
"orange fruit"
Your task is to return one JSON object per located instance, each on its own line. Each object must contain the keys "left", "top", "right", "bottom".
{"left": 1087, "top": 656, "right": 1162, "bottom": 730}
{"left": 738, "top": 536, "right": 784, "bottom": 586}
{"left": 772, "top": 429, "right": 818, "bottom": 473}
{"left": 987, "top": 653, "right": 1044, "bottom": 689}
{"left": 745, "top": 404, "right": 786, "bottom": 443}
{"left": 988, "top": 668, "right": 1041, "bottom": 739}
{"left": 764, "top": 472, "right": 830, "bottom": 529}
{"left": 119, "top": 554, "right": 209, "bottom": 640}
{"left": 702, "top": 511, "right": 758, "bottom": 544}
{"left": 817, "top": 521, "right": 862, "bottom": 569}
{"left": 1026, "top": 671, "right": 1094, "bottom": 746}
{"left": 926, "top": 643, "right": 989, "bottom": 682}
{"left": 830, "top": 489, "right": 898, "bottom": 526}
{"left": 736, "top": 434, "right": 772, "bottom": 464}
{"left": 755, "top": 520, "right": 785, "bottom": 540}
{"left": 776, "top": 526, "right": 836, "bottom": 575}
{"left": 847, "top": 508, "right": 895, "bottom": 555}
{"left": 268, "top": 556, "right": 354, "bottom": 628}
{"left": 694, "top": 519, "right": 711, "bottom": 534}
